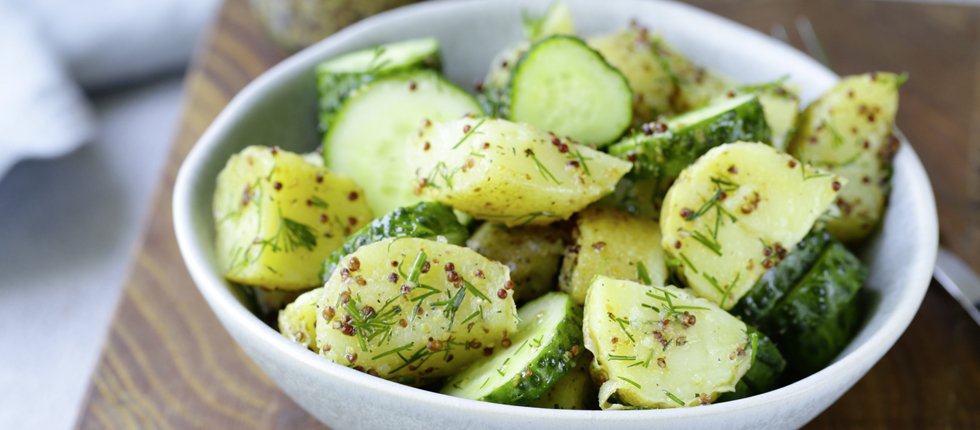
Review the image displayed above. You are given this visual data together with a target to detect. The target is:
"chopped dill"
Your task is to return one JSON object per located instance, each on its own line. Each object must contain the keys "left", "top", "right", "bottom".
{"left": 663, "top": 390, "right": 685, "bottom": 406}
{"left": 608, "top": 354, "right": 637, "bottom": 361}
{"left": 618, "top": 376, "right": 642, "bottom": 389}
{"left": 607, "top": 312, "right": 636, "bottom": 343}
{"left": 689, "top": 229, "right": 723, "bottom": 256}
{"left": 637, "top": 261, "right": 653, "bottom": 285}
{"left": 524, "top": 148, "right": 560, "bottom": 185}
{"left": 452, "top": 118, "right": 486, "bottom": 149}
{"left": 308, "top": 195, "right": 329, "bottom": 209}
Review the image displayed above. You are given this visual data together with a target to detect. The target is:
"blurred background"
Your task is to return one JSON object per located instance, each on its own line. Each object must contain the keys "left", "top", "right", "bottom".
{"left": 1, "top": 0, "right": 978, "bottom": 429}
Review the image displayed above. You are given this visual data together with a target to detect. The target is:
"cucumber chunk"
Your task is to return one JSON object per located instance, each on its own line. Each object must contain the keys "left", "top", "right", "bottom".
{"left": 660, "top": 143, "right": 843, "bottom": 309}
{"left": 317, "top": 38, "right": 441, "bottom": 133}
{"left": 466, "top": 223, "right": 566, "bottom": 303}
{"left": 731, "top": 230, "right": 833, "bottom": 326}
{"left": 530, "top": 351, "right": 599, "bottom": 410}
{"left": 321, "top": 201, "right": 469, "bottom": 282}
{"left": 409, "top": 117, "right": 631, "bottom": 226}
{"left": 213, "top": 146, "right": 372, "bottom": 290}
{"left": 278, "top": 287, "right": 324, "bottom": 350}
{"left": 442, "top": 292, "right": 583, "bottom": 405}
{"left": 559, "top": 207, "right": 667, "bottom": 304}
{"left": 609, "top": 94, "right": 770, "bottom": 182}
{"left": 316, "top": 238, "right": 518, "bottom": 384}
{"left": 584, "top": 277, "right": 753, "bottom": 409}
{"left": 323, "top": 69, "right": 482, "bottom": 215}
{"left": 768, "top": 240, "right": 866, "bottom": 375}
{"left": 509, "top": 36, "right": 632, "bottom": 146}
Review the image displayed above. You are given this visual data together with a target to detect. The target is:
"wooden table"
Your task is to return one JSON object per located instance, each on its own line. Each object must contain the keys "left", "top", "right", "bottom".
{"left": 76, "top": 0, "right": 980, "bottom": 428}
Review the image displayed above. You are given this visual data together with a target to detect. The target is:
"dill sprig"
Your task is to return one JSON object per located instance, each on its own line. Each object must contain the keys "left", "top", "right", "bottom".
{"left": 343, "top": 294, "right": 402, "bottom": 351}
{"left": 461, "top": 278, "right": 490, "bottom": 302}
{"left": 608, "top": 354, "right": 637, "bottom": 361}
{"left": 308, "top": 195, "right": 329, "bottom": 209}
{"left": 663, "top": 390, "right": 685, "bottom": 406}
{"left": 645, "top": 287, "right": 709, "bottom": 317}
{"left": 618, "top": 376, "right": 642, "bottom": 389}
{"left": 452, "top": 118, "right": 486, "bottom": 149}
{"left": 689, "top": 229, "right": 723, "bottom": 256}
{"left": 570, "top": 149, "right": 593, "bottom": 176}
{"left": 607, "top": 312, "right": 636, "bottom": 343}
{"left": 678, "top": 252, "right": 699, "bottom": 274}
{"left": 524, "top": 148, "right": 560, "bottom": 184}
{"left": 371, "top": 342, "right": 415, "bottom": 360}
{"left": 257, "top": 213, "right": 318, "bottom": 253}
{"left": 637, "top": 261, "right": 653, "bottom": 285}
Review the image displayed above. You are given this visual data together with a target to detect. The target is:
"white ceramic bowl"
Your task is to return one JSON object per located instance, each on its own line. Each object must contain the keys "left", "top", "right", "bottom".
{"left": 173, "top": 0, "right": 938, "bottom": 428}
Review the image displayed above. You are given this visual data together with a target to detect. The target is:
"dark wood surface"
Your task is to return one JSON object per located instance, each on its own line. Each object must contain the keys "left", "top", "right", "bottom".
{"left": 77, "top": 0, "right": 980, "bottom": 428}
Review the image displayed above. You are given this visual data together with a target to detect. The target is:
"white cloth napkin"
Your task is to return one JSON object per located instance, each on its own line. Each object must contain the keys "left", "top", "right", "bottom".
{"left": 0, "top": 0, "right": 94, "bottom": 179}
{"left": 0, "top": 0, "right": 219, "bottom": 180}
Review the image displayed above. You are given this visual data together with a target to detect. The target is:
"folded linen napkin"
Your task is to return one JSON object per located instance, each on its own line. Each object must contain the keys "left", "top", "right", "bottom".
{"left": 0, "top": 0, "right": 218, "bottom": 180}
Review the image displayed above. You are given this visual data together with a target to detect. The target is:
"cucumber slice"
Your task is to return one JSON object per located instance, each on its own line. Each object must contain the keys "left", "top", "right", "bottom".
{"left": 317, "top": 38, "right": 441, "bottom": 133}
{"left": 509, "top": 36, "right": 632, "bottom": 146}
{"left": 731, "top": 230, "right": 833, "bottom": 326}
{"left": 321, "top": 201, "right": 469, "bottom": 283}
{"left": 323, "top": 70, "right": 482, "bottom": 215}
{"left": 530, "top": 351, "right": 598, "bottom": 410}
{"left": 584, "top": 277, "right": 753, "bottom": 409}
{"left": 768, "top": 240, "right": 866, "bottom": 375}
{"left": 609, "top": 94, "right": 770, "bottom": 181}
{"left": 442, "top": 292, "right": 583, "bottom": 405}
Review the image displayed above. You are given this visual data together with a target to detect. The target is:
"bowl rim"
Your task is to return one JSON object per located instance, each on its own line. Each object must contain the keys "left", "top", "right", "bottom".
{"left": 173, "top": 0, "right": 938, "bottom": 421}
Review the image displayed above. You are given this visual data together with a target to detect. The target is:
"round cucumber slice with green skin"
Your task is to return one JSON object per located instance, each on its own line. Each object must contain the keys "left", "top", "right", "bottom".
{"left": 323, "top": 70, "right": 482, "bottom": 215}
{"left": 442, "top": 292, "right": 583, "bottom": 405}
{"left": 320, "top": 201, "right": 469, "bottom": 283}
{"left": 508, "top": 36, "right": 632, "bottom": 146}
{"left": 317, "top": 38, "right": 441, "bottom": 133}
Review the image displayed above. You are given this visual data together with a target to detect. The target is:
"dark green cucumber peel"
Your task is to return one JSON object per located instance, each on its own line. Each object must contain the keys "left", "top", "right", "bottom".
{"left": 320, "top": 202, "right": 468, "bottom": 282}
{"left": 768, "top": 241, "right": 867, "bottom": 375}
{"left": 609, "top": 94, "right": 770, "bottom": 181}
{"left": 317, "top": 39, "right": 441, "bottom": 133}
{"left": 731, "top": 230, "right": 834, "bottom": 327}
{"left": 442, "top": 293, "right": 584, "bottom": 405}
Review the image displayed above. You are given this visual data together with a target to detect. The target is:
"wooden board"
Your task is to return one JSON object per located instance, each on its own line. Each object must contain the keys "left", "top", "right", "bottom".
{"left": 77, "top": 0, "right": 980, "bottom": 428}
